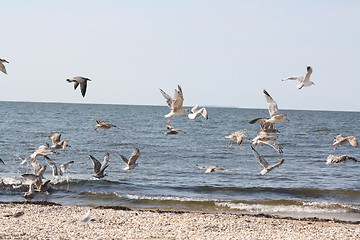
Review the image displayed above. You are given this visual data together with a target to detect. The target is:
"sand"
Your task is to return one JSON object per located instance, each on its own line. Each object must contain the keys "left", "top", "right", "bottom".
{"left": 1, "top": 202, "right": 359, "bottom": 240}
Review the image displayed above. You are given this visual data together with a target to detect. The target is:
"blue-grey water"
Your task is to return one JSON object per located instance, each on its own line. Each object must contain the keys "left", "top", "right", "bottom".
{"left": 0, "top": 101, "right": 359, "bottom": 221}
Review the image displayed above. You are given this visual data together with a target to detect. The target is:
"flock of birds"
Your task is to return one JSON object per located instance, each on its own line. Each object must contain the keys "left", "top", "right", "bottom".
{"left": 0, "top": 59, "right": 358, "bottom": 201}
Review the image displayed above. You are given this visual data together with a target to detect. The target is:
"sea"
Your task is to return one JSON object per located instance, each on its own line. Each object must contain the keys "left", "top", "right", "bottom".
{"left": 0, "top": 101, "right": 359, "bottom": 221}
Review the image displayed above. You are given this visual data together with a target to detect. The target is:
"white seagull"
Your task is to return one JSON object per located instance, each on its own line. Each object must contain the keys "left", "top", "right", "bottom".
{"left": 188, "top": 105, "right": 208, "bottom": 120}
{"left": 116, "top": 148, "right": 141, "bottom": 170}
{"left": 282, "top": 65, "right": 315, "bottom": 89}
{"left": 326, "top": 155, "right": 359, "bottom": 165}
{"left": 0, "top": 58, "right": 9, "bottom": 74}
{"left": 89, "top": 153, "right": 109, "bottom": 179}
{"left": 251, "top": 146, "right": 285, "bottom": 175}
{"left": 66, "top": 76, "right": 91, "bottom": 97}
{"left": 160, "top": 85, "right": 188, "bottom": 118}
{"left": 92, "top": 119, "right": 117, "bottom": 131}
{"left": 251, "top": 131, "right": 283, "bottom": 154}
{"left": 333, "top": 134, "right": 359, "bottom": 149}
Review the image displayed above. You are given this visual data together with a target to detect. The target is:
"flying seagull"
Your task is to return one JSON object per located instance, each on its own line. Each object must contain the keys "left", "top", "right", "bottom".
{"left": 225, "top": 131, "right": 247, "bottom": 148}
{"left": 251, "top": 131, "right": 283, "bottom": 154}
{"left": 92, "top": 119, "right": 117, "bottom": 131}
{"left": 333, "top": 134, "right": 358, "bottom": 149}
{"left": 66, "top": 76, "right": 91, "bottom": 97}
{"left": 45, "top": 156, "right": 74, "bottom": 177}
{"left": 251, "top": 146, "right": 284, "bottom": 175}
{"left": 160, "top": 85, "right": 188, "bottom": 118}
{"left": 28, "top": 143, "right": 59, "bottom": 162}
{"left": 188, "top": 105, "right": 208, "bottom": 120}
{"left": 48, "top": 133, "right": 69, "bottom": 150}
{"left": 282, "top": 65, "right": 314, "bottom": 89}
{"left": 196, "top": 165, "right": 229, "bottom": 174}
{"left": 326, "top": 155, "right": 359, "bottom": 165}
{"left": 0, "top": 59, "right": 9, "bottom": 74}
{"left": 89, "top": 153, "right": 109, "bottom": 179}
{"left": 164, "top": 124, "right": 186, "bottom": 135}
{"left": 116, "top": 148, "right": 140, "bottom": 170}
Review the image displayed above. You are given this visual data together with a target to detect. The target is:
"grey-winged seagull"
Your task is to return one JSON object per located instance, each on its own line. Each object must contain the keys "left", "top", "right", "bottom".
{"left": 89, "top": 153, "right": 109, "bottom": 179}
{"left": 92, "top": 119, "right": 117, "bottom": 131}
{"left": 116, "top": 148, "right": 140, "bottom": 170}
{"left": 251, "top": 146, "right": 284, "bottom": 175}
{"left": 225, "top": 131, "right": 247, "bottom": 148}
{"left": 251, "top": 131, "right": 283, "bottom": 154}
{"left": 66, "top": 76, "right": 91, "bottom": 97}
{"left": 196, "top": 165, "right": 229, "bottom": 174}
{"left": 282, "top": 65, "right": 314, "bottom": 89}
{"left": 160, "top": 85, "right": 188, "bottom": 118}
{"left": 49, "top": 133, "right": 69, "bottom": 150}
{"left": 45, "top": 156, "right": 74, "bottom": 177}
{"left": 333, "top": 134, "right": 358, "bottom": 149}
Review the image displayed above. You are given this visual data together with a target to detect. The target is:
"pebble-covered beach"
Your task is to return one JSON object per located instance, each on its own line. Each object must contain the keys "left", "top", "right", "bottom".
{"left": 1, "top": 202, "right": 359, "bottom": 239}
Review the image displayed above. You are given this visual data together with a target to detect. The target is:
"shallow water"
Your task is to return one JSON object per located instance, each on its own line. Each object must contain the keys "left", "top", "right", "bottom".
{"left": 0, "top": 101, "right": 359, "bottom": 220}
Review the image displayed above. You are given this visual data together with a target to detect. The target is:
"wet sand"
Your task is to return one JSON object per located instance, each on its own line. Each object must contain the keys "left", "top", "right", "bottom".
{"left": 1, "top": 202, "right": 359, "bottom": 239}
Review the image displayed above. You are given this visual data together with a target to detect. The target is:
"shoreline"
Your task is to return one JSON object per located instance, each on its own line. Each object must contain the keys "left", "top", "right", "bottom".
{"left": 1, "top": 201, "right": 359, "bottom": 239}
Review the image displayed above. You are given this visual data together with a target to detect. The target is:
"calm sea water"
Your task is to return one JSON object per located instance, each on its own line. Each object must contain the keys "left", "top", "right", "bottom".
{"left": 0, "top": 101, "right": 359, "bottom": 220}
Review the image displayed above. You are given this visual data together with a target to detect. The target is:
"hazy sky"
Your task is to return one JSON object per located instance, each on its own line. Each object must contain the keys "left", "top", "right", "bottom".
{"left": 2, "top": 1, "right": 359, "bottom": 111}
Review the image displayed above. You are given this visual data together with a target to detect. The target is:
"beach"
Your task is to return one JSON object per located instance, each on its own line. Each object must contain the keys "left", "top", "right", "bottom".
{"left": 1, "top": 202, "right": 359, "bottom": 240}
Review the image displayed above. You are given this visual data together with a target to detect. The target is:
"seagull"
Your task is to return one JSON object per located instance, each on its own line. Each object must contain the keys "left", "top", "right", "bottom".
{"left": 89, "top": 153, "right": 109, "bottom": 179}
{"left": 251, "top": 146, "right": 285, "bottom": 175}
{"left": 251, "top": 131, "right": 283, "bottom": 154}
{"left": 164, "top": 124, "right": 186, "bottom": 135}
{"left": 45, "top": 156, "right": 74, "bottom": 177}
{"left": 188, "top": 105, "right": 208, "bottom": 120}
{"left": 282, "top": 65, "right": 314, "bottom": 89}
{"left": 250, "top": 90, "right": 288, "bottom": 129}
{"left": 196, "top": 165, "right": 229, "bottom": 174}
{"left": 21, "top": 174, "right": 51, "bottom": 194}
{"left": 333, "top": 134, "right": 359, "bottom": 149}
{"left": 79, "top": 209, "right": 92, "bottom": 222}
{"left": 160, "top": 85, "right": 188, "bottom": 118}
{"left": 116, "top": 148, "right": 140, "bottom": 170}
{"left": 92, "top": 119, "right": 117, "bottom": 131}
{"left": 0, "top": 59, "right": 9, "bottom": 74}
{"left": 249, "top": 118, "right": 279, "bottom": 133}
{"left": 326, "top": 155, "right": 359, "bottom": 165}
{"left": 66, "top": 76, "right": 91, "bottom": 97}
{"left": 28, "top": 143, "right": 59, "bottom": 160}
{"left": 48, "top": 133, "right": 69, "bottom": 150}
{"left": 225, "top": 131, "right": 247, "bottom": 148}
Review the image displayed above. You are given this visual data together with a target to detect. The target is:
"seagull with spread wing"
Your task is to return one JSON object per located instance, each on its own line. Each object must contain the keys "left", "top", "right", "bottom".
{"left": 89, "top": 153, "right": 109, "bottom": 179}
{"left": 282, "top": 65, "right": 315, "bottom": 89}
{"left": 160, "top": 85, "right": 188, "bottom": 118}
{"left": 66, "top": 76, "right": 91, "bottom": 97}
{"left": 333, "top": 134, "right": 359, "bottom": 149}
{"left": 251, "top": 146, "right": 284, "bottom": 175}
{"left": 188, "top": 105, "right": 208, "bottom": 120}
{"left": 326, "top": 155, "right": 359, "bottom": 165}
{"left": 116, "top": 148, "right": 141, "bottom": 170}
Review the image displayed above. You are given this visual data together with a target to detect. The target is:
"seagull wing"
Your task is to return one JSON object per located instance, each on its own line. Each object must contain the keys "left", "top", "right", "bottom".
{"left": 346, "top": 136, "right": 359, "bottom": 148}
{"left": 89, "top": 155, "right": 101, "bottom": 173}
{"left": 45, "top": 156, "right": 58, "bottom": 177}
{"left": 191, "top": 105, "right": 199, "bottom": 113}
{"left": 171, "top": 85, "right": 184, "bottom": 112}
{"left": 263, "top": 89, "right": 279, "bottom": 117}
{"left": 59, "top": 161, "right": 75, "bottom": 176}
{"left": 100, "top": 153, "right": 110, "bottom": 172}
{"left": 116, "top": 152, "right": 130, "bottom": 165}
{"left": 160, "top": 89, "right": 174, "bottom": 109}
{"left": 269, "top": 159, "right": 285, "bottom": 170}
{"left": 261, "top": 140, "right": 283, "bottom": 154}
{"left": 128, "top": 148, "right": 140, "bottom": 166}
{"left": 282, "top": 76, "right": 304, "bottom": 83}
{"left": 49, "top": 133, "right": 61, "bottom": 144}
{"left": 80, "top": 81, "right": 88, "bottom": 97}
{"left": 251, "top": 146, "right": 269, "bottom": 168}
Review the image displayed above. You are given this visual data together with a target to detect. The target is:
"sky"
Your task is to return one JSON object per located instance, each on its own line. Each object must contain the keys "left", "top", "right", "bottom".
{"left": 1, "top": 0, "right": 360, "bottom": 111}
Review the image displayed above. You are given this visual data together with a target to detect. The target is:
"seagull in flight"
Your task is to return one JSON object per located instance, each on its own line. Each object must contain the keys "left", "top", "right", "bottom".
{"left": 48, "top": 133, "right": 69, "bottom": 150}
{"left": 326, "top": 155, "right": 359, "bottom": 165}
{"left": 116, "top": 148, "right": 140, "bottom": 170}
{"left": 0, "top": 59, "right": 9, "bottom": 74}
{"left": 160, "top": 85, "right": 188, "bottom": 118}
{"left": 188, "top": 105, "right": 208, "bottom": 120}
{"left": 333, "top": 134, "right": 358, "bottom": 149}
{"left": 225, "top": 131, "right": 247, "bottom": 148}
{"left": 45, "top": 156, "right": 74, "bottom": 177}
{"left": 282, "top": 65, "right": 314, "bottom": 89}
{"left": 92, "top": 119, "right": 117, "bottom": 131}
{"left": 66, "top": 76, "right": 91, "bottom": 97}
{"left": 251, "top": 131, "right": 283, "bottom": 154}
{"left": 89, "top": 153, "right": 109, "bottom": 179}
{"left": 251, "top": 146, "right": 284, "bottom": 175}
{"left": 196, "top": 165, "right": 229, "bottom": 174}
